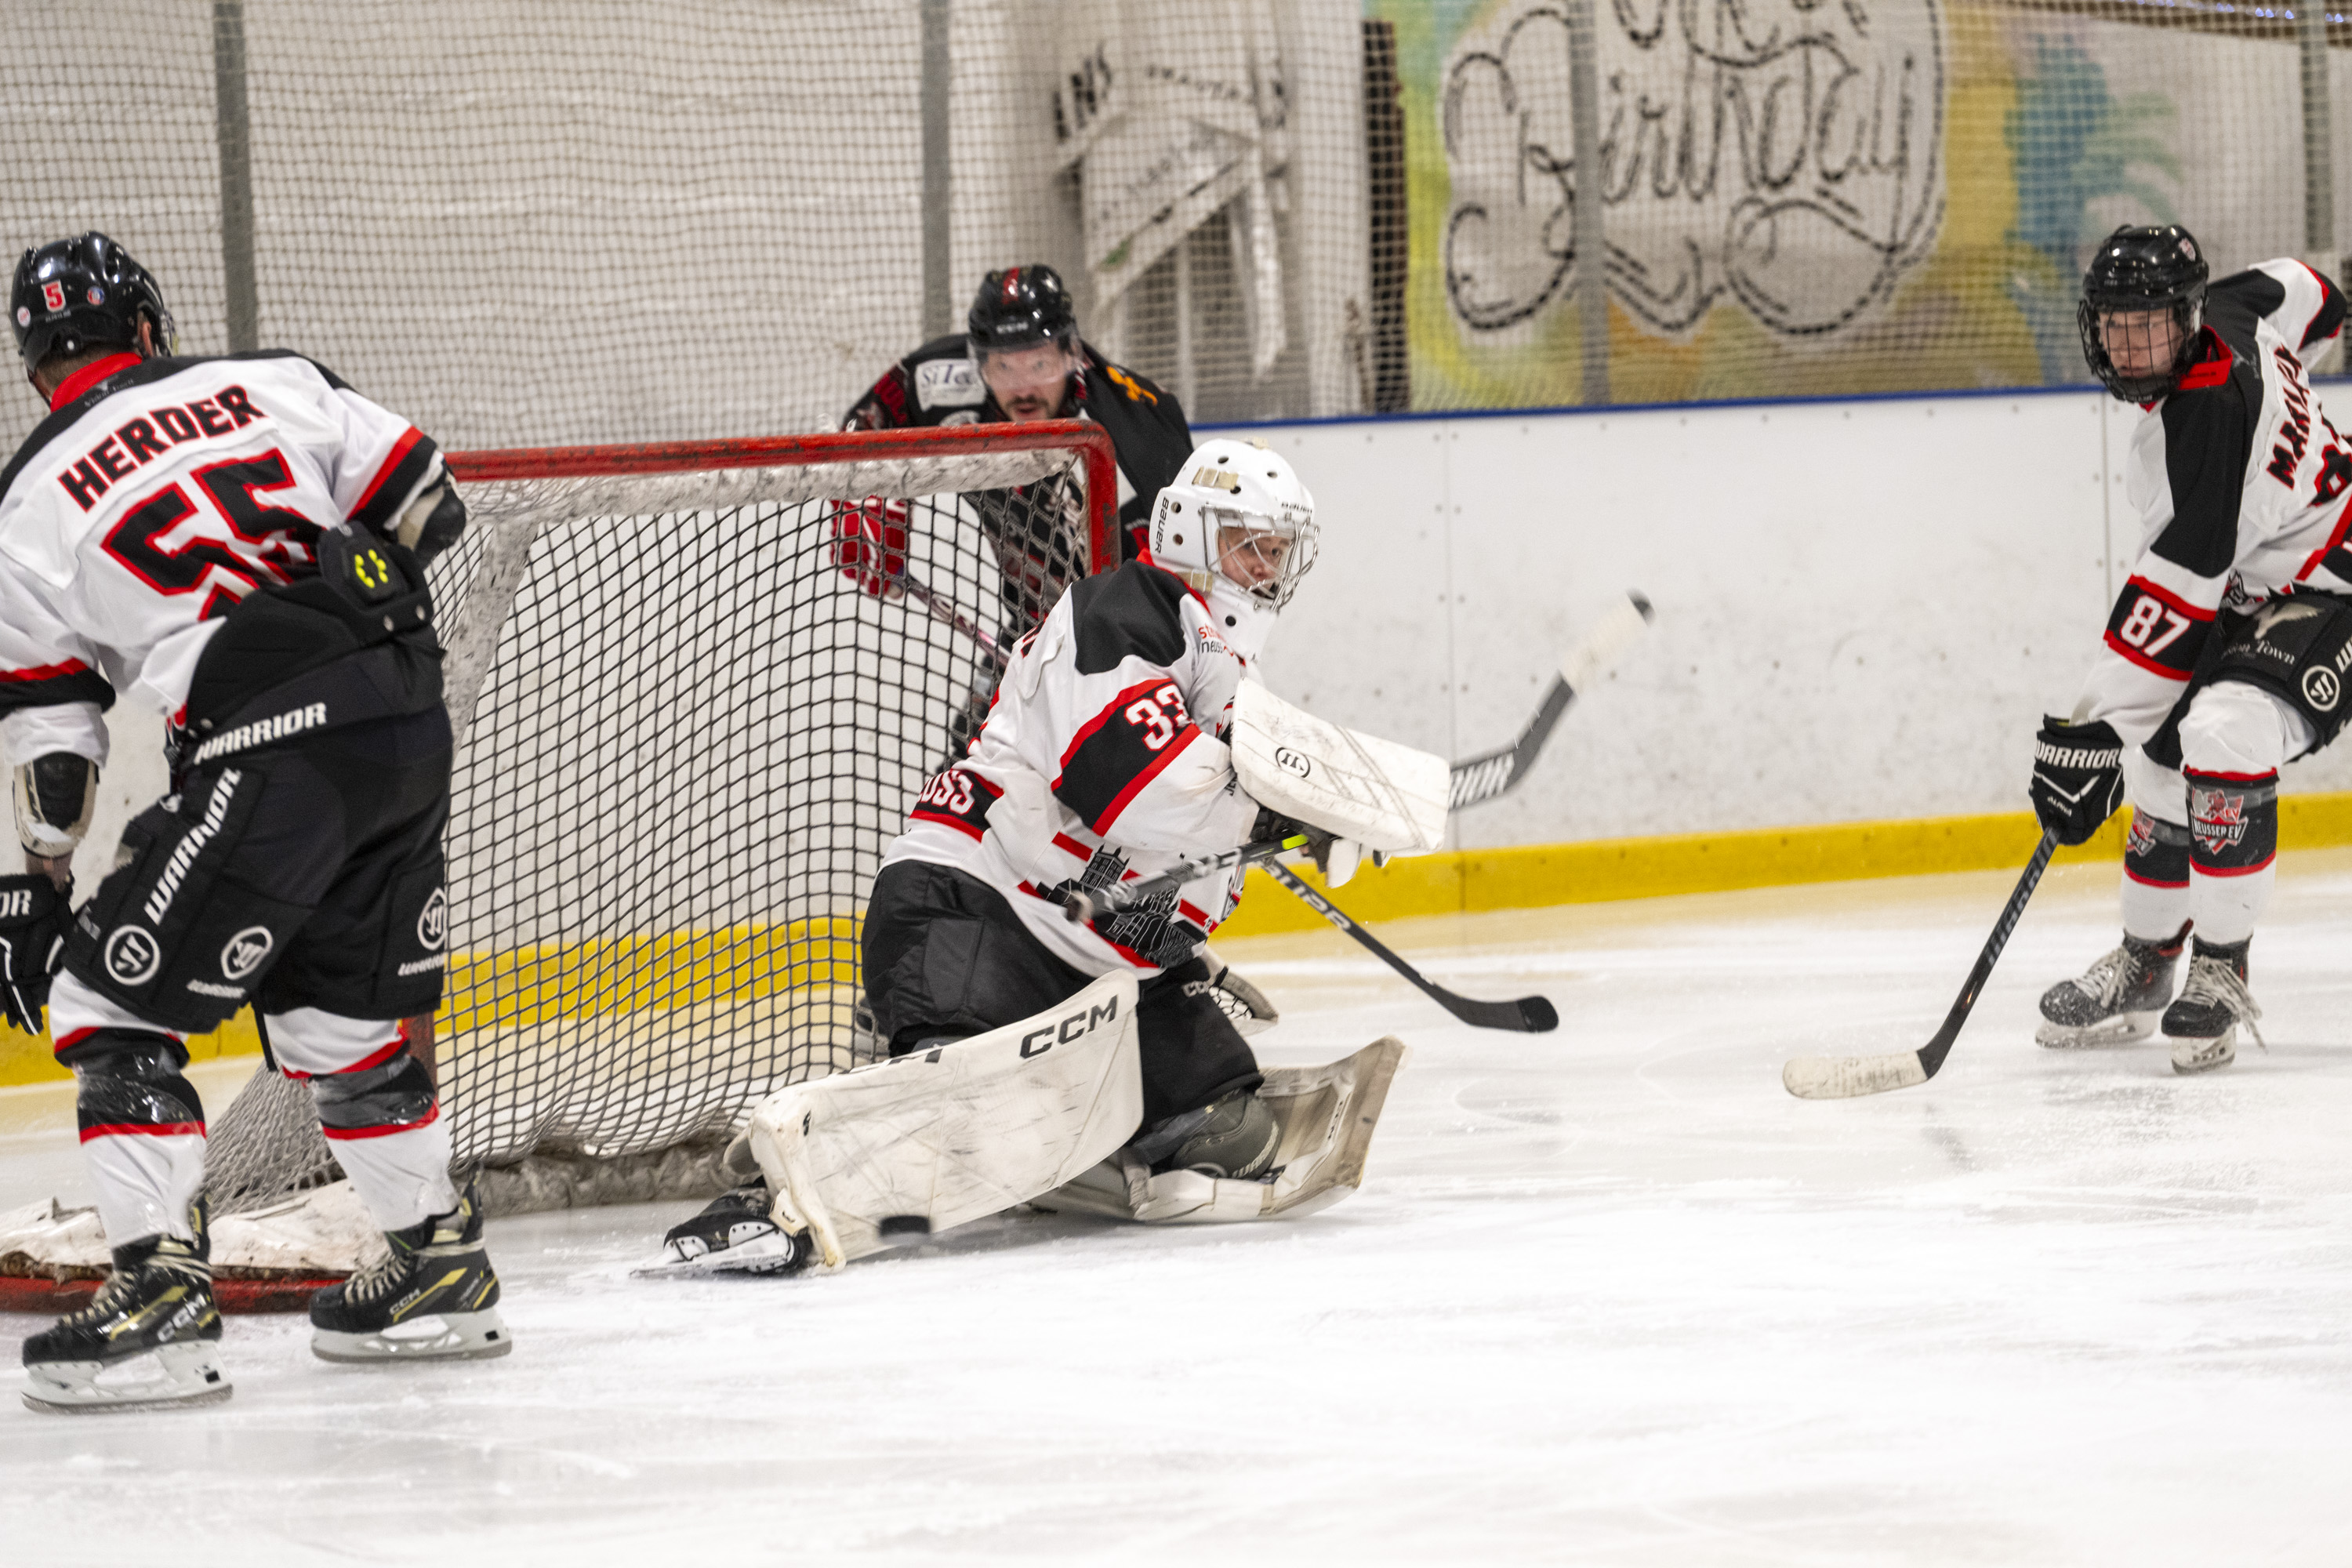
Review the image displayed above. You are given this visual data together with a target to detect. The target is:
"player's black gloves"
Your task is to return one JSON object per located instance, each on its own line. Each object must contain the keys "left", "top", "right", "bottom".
{"left": 2030, "top": 716, "right": 2127, "bottom": 845}
{"left": 0, "top": 873, "right": 71, "bottom": 1033}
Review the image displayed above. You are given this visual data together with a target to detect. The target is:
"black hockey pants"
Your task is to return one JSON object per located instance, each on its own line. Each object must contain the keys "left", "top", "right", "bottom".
{"left": 862, "top": 858, "right": 1261, "bottom": 1129}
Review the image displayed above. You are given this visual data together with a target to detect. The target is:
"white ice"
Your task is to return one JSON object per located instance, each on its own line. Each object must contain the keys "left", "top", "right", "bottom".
{"left": 5, "top": 853, "right": 2351, "bottom": 1565}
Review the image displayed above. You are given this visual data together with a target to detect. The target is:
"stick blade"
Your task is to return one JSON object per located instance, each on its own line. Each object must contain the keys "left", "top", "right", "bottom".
{"left": 1781, "top": 1051, "right": 1929, "bottom": 1100}
{"left": 1438, "top": 992, "right": 1559, "bottom": 1033}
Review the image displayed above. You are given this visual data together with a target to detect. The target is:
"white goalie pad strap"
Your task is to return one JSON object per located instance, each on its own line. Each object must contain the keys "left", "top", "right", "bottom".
{"left": 1038, "top": 1036, "right": 1408, "bottom": 1225}
{"left": 1229, "top": 684, "right": 1448, "bottom": 853}
{"left": 744, "top": 971, "right": 1144, "bottom": 1269}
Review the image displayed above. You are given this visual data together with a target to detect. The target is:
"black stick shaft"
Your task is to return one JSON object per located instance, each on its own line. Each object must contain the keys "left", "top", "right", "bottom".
{"left": 1261, "top": 860, "right": 1556, "bottom": 1032}
{"left": 1916, "top": 829, "right": 2060, "bottom": 1079}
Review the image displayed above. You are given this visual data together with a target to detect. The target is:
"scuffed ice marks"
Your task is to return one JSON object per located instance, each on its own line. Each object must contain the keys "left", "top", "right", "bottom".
{"left": 1441, "top": 0, "right": 1946, "bottom": 338}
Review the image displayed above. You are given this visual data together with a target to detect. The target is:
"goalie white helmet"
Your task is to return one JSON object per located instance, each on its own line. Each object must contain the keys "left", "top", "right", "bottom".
{"left": 1147, "top": 439, "right": 1318, "bottom": 659}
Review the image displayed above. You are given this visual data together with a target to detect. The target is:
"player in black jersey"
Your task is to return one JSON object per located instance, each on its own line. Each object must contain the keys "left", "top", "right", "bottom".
{"left": 2031, "top": 227, "right": 2351, "bottom": 1073}
{"left": 0, "top": 234, "right": 507, "bottom": 1409}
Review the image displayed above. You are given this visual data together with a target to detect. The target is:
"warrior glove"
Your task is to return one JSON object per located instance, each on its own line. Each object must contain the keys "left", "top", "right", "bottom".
{"left": 2031, "top": 716, "right": 2126, "bottom": 846}
{"left": 0, "top": 873, "right": 71, "bottom": 1033}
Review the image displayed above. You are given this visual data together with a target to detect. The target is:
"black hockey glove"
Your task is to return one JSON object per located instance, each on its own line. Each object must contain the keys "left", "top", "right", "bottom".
{"left": 2030, "top": 716, "right": 2126, "bottom": 846}
{"left": 0, "top": 873, "right": 71, "bottom": 1033}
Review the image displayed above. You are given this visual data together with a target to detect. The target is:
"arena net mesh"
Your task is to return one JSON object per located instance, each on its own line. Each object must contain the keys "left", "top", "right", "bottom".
{"left": 8, "top": 2, "right": 2338, "bottom": 441}
{"left": 196, "top": 423, "right": 1114, "bottom": 1220}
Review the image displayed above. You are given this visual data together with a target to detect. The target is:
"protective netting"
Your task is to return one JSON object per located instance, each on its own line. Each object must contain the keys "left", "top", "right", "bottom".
{"left": 2, "top": 2, "right": 2342, "bottom": 434}
{"left": 198, "top": 430, "right": 1103, "bottom": 1218}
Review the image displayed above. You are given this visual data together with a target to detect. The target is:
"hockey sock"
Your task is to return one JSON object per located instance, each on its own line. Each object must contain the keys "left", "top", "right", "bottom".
{"left": 2118, "top": 809, "right": 2193, "bottom": 942}
{"left": 2184, "top": 768, "right": 2278, "bottom": 948}
{"left": 53, "top": 1022, "right": 208, "bottom": 1248}
{"left": 326, "top": 1109, "right": 459, "bottom": 1232}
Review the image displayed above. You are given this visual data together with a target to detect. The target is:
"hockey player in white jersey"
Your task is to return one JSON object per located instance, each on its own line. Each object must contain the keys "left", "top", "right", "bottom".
{"left": 0, "top": 234, "right": 506, "bottom": 1410}
{"left": 659, "top": 441, "right": 1414, "bottom": 1272}
{"left": 2031, "top": 226, "right": 2351, "bottom": 1073}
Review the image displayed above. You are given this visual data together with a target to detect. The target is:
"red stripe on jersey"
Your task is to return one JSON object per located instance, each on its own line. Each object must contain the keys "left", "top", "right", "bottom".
{"left": 346, "top": 425, "right": 426, "bottom": 524}
{"left": 0, "top": 657, "right": 93, "bottom": 685}
{"left": 2187, "top": 768, "right": 2278, "bottom": 784}
{"left": 49, "top": 353, "right": 143, "bottom": 411}
{"left": 321, "top": 1103, "right": 441, "bottom": 1141}
{"left": 2121, "top": 576, "right": 2214, "bottom": 622}
{"left": 910, "top": 805, "right": 986, "bottom": 842}
{"left": 80, "top": 1121, "right": 205, "bottom": 1143}
{"left": 2297, "top": 495, "right": 2352, "bottom": 582}
{"left": 2174, "top": 335, "right": 2234, "bottom": 391}
{"left": 2102, "top": 633, "right": 2194, "bottom": 681}
{"left": 1056, "top": 677, "right": 1180, "bottom": 775}
{"left": 1090, "top": 723, "right": 1201, "bottom": 834}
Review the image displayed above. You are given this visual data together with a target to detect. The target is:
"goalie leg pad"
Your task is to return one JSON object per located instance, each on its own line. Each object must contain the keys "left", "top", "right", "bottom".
{"left": 1039, "top": 1036, "right": 1409, "bottom": 1225}
{"left": 742, "top": 971, "right": 1144, "bottom": 1269}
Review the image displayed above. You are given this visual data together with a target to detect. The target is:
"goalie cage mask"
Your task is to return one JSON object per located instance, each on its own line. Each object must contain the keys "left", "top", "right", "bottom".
{"left": 2078, "top": 223, "right": 2209, "bottom": 404}
{"left": 1148, "top": 440, "right": 1320, "bottom": 661}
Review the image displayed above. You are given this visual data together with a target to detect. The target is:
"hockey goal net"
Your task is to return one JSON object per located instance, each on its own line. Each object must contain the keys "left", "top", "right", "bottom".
{"left": 2, "top": 421, "right": 1119, "bottom": 1303}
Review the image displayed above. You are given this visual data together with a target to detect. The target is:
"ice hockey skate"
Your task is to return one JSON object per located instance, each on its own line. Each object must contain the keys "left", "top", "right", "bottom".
{"left": 2162, "top": 941, "right": 2265, "bottom": 1074}
{"left": 309, "top": 1181, "right": 512, "bottom": 1363}
{"left": 639, "top": 1179, "right": 815, "bottom": 1278}
{"left": 1040, "top": 1037, "right": 1407, "bottom": 1225}
{"left": 2035, "top": 924, "right": 2187, "bottom": 1048}
{"left": 21, "top": 1202, "right": 229, "bottom": 1414}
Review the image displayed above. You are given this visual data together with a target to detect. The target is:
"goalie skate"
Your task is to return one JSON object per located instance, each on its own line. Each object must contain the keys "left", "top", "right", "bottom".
{"left": 1038, "top": 1036, "right": 1407, "bottom": 1225}
{"left": 635, "top": 1181, "right": 815, "bottom": 1279}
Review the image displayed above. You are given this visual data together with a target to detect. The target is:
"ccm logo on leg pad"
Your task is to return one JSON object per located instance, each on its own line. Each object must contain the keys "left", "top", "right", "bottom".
{"left": 1020, "top": 995, "right": 1121, "bottom": 1058}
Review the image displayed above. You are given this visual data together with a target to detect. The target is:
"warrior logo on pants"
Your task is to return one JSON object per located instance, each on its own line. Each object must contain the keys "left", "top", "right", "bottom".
{"left": 220, "top": 926, "right": 273, "bottom": 981}
{"left": 416, "top": 888, "right": 448, "bottom": 951}
{"left": 103, "top": 926, "right": 161, "bottom": 986}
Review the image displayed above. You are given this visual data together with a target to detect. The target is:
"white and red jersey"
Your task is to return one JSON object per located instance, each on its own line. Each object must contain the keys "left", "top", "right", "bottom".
{"left": 0, "top": 351, "right": 445, "bottom": 769}
{"left": 881, "top": 558, "right": 1265, "bottom": 978}
{"left": 2079, "top": 262, "right": 2352, "bottom": 743}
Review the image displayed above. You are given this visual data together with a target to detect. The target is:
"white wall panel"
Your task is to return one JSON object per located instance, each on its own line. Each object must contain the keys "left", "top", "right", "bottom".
{"left": 1242, "top": 389, "right": 2352, "bottom": 850}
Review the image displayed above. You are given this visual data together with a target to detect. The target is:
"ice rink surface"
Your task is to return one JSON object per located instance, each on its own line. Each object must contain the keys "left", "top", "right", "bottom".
{"left": 4, "top": 852, "right": 2350, "bottom": 1565}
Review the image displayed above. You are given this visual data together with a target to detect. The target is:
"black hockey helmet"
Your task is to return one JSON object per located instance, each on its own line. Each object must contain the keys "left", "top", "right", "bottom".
{"left": 11, "top": 231, "right": 175, "bottom": 379}
{"left": 2077, "top": 224, "right": 2209, "bottom": 401}
{"left": 967, "top": 265, "right": 1077, "bottom": 357}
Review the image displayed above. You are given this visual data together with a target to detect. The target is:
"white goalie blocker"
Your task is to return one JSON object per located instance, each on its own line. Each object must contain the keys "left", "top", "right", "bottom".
{"left": 1229, "top": 681, "right": 1448, "bottom": 855}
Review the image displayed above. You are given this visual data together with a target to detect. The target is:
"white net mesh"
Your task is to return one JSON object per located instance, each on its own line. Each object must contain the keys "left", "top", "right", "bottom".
{"left": 197, "top": 427, "right": 1106, "bottom": 1218}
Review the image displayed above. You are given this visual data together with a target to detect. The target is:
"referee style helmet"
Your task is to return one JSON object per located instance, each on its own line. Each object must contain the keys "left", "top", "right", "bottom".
{"left": 11, "top": 231, "right": 176, "bottom": 379}
{"left": 2078, "top": 224, "right": 2209, "bottom": 402}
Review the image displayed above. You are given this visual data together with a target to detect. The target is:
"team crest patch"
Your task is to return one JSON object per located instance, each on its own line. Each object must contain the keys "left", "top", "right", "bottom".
{"left": 2125, "top": 811, "right": 2158, "bottom": 858}
{"left": 2188, "top": 786, "right": 2248, "bottom": 852}
{"left": 104, "top": 926, "right": 162, "bottom": 986}
{"left": 13, "top": 307, "right": 27, "bottom": 328}
{"left": 417, "top": 887, "right": 448, "bottom": 951}
{"left": 85, "top": 285, "right": 104, "bottom": 306}
{"left": 220, "top": 926, "right": 273, "bottom": 981}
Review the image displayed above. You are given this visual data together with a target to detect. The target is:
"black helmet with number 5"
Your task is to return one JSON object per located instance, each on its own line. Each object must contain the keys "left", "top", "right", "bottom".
{"left": 11, "top": 231, "right": 176, "bottom": 379}
{"left": 2078, "top": 224, "right": 2209, "bottom": 402}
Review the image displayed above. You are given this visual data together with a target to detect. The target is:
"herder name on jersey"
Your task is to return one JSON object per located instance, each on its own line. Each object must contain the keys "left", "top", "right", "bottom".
{"left": 881, "top": 561, "right": 1261, "bottom": 979}
{"left": 2082, "top": 260, "right": 2352, "bottom": 742}
{"left": 0, "top": 353, "right": 441, "bottom": 768}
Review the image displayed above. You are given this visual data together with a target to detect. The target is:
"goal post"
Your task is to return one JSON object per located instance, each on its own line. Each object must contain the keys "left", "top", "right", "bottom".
{"left": 0, "top": 420, "right": 1123, "bottom": 1311}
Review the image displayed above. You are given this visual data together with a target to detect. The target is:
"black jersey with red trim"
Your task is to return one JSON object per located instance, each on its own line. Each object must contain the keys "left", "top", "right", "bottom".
{"left": 879, "top": 557, "right": 1263, "bottom": 978}
{"left": 2079, "top": 261, "right": 2352, "bottom": 743}
{"left": 0, "top": 350, "right": 448, "bottom": 772}
{"left": 842, "top": 333, "right": 1193, "bottom": 550}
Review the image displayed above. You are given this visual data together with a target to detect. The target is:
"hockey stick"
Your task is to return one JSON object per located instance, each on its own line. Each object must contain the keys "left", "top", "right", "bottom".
{"left": 1781, "top": 828, "right": 2060, "bottom": 1100}
{"left": 1258, "top": 858, "right": 1558, "bottom": 1033}
{"left": 1058, "top": 838, "right": 1558, "bottom": 1034}
{"left": 900, "top": 567, "right": 1007, "bottom": 666}
{"left": 1450, "top": 590, "right": 1653, "bottom": 810}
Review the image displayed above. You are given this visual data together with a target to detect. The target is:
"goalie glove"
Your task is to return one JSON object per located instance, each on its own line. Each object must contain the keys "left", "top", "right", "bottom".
{"left": 829, "top": 497, "right": 909, "bottom": 601}
{"left": 2031, "top": 715, "right": 2126, "bottom": 846}
{"left": 0, "top": 874, "right": 71, "bottom": 1034}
